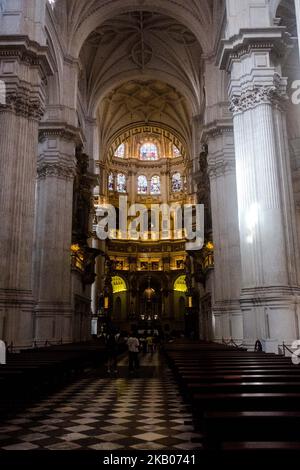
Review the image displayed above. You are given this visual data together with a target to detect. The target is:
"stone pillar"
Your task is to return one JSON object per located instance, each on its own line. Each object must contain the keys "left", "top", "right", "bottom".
{"left": 220, "top": 30, "right": 300, "bottom": 347}
{"left": 33, "top": 125, "right": 78, "bottom": 345}
{"left": 0, "top": 39, "right": 51, "bottom": 348}
{"left": 202, "top": 59, "right": 242, "bottom": 343}
{"left": 291, "top": 139, "right": 300, "bottom": 248}
{"left": 206, "top": 126, "right": 243, "bottom": 342}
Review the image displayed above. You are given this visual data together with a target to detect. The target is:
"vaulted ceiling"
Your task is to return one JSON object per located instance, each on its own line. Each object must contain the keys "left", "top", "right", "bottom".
{"left": 97, "top": 79, "right": 191, "bottom": 156}
{"left": 79, "top": 11, "right": 204, "bottom": 115}
{"left": 77, "top": 10, "right": 206, "bottom": 156}
{"left": 49, "top": 0, "right": 225, "bottom": 159}
{"left": 51, "top": 0, "right": 223, "bottom": 56}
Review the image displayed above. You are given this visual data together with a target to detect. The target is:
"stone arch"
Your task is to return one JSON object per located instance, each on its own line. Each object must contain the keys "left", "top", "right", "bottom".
{"left": 44, "top": 25, "right": 63, "bottom": 105}
{"left": 270, "top": 0, "right": 285, "bottom": 19}
{"left": 274, "top": 0, "right": 297, "bottom": 35}
{"left": 103, "top": 122, "right": 189, "bottom": 166}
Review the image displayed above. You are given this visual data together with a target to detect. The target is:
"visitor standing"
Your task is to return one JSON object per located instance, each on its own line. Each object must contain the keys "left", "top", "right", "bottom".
{"left": 127, "top": 330, "right": 140, "bottom": 374}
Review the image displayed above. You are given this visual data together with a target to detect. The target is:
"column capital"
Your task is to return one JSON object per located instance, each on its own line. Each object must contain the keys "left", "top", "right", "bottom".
{"left": 0, "top": 85, "right": 45, "bottom": 119}
{"left": 38, "top": 123, "right": 83, "bottom": 180}
{"left": 0, "top": 36, "right": 55, "bottom": 120}
{"left": 207, "top": 158, "right": 236, "bottom": 180}
{"left": 217, "top": 28, "right": 293, "bottom": 72}
{"left": 37, "top": 162, "right": 76, "bottom": 180}
{"left": 229, "top": 74, "right": 288, "bottom": 115}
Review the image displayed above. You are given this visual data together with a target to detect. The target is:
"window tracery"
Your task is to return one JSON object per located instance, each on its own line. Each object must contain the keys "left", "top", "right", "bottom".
{"left": 140, "top": 143, "right": 158, "bottom": 161}
{"left": 117, "top": 173, "right": 127, "bottom": 193}
{"left": 172, "top": 172, "right": 183, "bottom": 192}
{"left": 138, "top": 175, "right": 148, "bottom": 194}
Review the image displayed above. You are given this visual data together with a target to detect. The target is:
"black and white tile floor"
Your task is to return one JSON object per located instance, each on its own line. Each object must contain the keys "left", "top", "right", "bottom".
{"left": 0, "top": 353, "right": 202, "bottom": 450}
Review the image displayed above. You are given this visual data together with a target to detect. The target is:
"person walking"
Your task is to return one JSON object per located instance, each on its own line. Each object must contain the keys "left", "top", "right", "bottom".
{"left": 127, "top": 330, "right": 140, "bottom": 375}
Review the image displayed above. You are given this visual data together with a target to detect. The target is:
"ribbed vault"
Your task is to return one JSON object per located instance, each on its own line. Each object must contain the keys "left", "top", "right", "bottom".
{"left": 96, "top": 80, "right": 191, "bottom": 158}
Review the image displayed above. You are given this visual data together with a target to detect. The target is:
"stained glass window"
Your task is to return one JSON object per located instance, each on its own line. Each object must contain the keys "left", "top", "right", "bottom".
{"left": 137, "top": 175, "right": 148, "bottom": 195}
{"left": 172, "top": 172, "right": 183, "bottom": 192}
{"left": 150, "top": 175, "right": 161, "bottom": 195}
{"left": 173, "top": 145, "right": 181, "bottom": 157}
{"left": 117, "top": 173, "right": 126, "bottom": 193}
{"left": 108, "top": 173, "right": 114, "bottom": 191}
{"left": 115, "top": 143, "right": 125, "bottom": 158}
{"left": 140, "top": 143, "right": 158, "bottom": 160}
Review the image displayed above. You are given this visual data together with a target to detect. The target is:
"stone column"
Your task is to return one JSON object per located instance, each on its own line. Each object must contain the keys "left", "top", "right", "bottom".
{"left": 205, "top": 125, "right": 243, "bottom": 342}
{"left": 33, "top": 125, "right": 78, "bottom": 345}
{"left": 202, "top": 59, "right": 242, "bottom": 343}
{"left": 0, "top": 39, "right": 51, "bottom": 348}
{"left": 220, "top": 31, "right": 300, "bottom": 347}
{"left": 291, "top": 139, "right": 300, "bottom": 248}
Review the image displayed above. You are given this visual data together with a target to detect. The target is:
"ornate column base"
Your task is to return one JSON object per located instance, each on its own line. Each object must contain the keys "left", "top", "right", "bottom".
{"left": 34, "top": 303, "right": 73, "bottom": 346}
{"left": 0, "top": 289, "right": 35, "bottom": 349}
{"left": 212, "top": 300, "right": 243, "bottom": 343}
{"left": 241, "top": 286, "right": 300, "bottom": 349}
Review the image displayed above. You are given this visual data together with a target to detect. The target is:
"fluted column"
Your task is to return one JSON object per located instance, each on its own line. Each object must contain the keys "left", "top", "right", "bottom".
{"left": 33, "top": 126, "right": 78, "bottom": 345}
{"left": 220, "top": 31, "right": 300, "bottom": 347}
{"left": 206, "top": 126, "right": 242, "bottom": 342}
{"left": 0, "top": 39, "right": 51, "bottom": 348}
{"left": 291, "top": 140, "right": 300, "bottom": 245}
{"left": 201, "top": 59, "right": 242, "bottom": 343}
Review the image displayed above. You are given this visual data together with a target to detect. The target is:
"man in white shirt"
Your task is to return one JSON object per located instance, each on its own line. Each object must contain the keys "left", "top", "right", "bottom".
{"left": 127, "top": 331, "right": 140, "bottom": 374}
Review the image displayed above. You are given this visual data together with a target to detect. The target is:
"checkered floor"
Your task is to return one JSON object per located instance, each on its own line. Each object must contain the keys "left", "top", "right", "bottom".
{"left": 0, "top": 353, "right": 202, "bottom": 450}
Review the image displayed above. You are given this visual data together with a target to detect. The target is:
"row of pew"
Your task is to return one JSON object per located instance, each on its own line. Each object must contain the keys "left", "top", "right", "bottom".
{"left": 0, "top": 341, "right": 108, "bottom": 419}
{"left": 165, "top": 341, "right": 300, "bottom": 458}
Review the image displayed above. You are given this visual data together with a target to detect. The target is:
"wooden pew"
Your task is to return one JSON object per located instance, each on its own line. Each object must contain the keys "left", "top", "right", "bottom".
{"left": 164, "top": 340, "right": 300, "bottom": 455}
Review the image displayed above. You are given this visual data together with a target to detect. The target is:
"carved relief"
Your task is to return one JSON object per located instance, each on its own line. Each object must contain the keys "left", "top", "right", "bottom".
{"left": 0, "top": 87, "right": 44, "bottom": 119}
{"left": 230, "top": 75, "right": 288, "bottom": 114}
{"left": 37, "top": 163, "right": 76, "bottom": 180}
